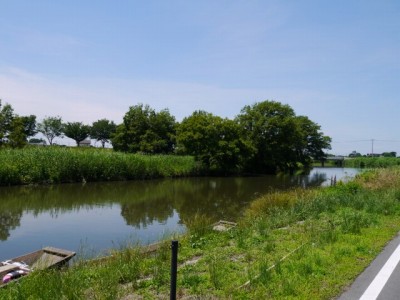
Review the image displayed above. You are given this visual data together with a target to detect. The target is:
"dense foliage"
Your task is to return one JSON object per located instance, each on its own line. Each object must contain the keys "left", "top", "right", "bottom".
{"left": 0, "top": 100, "right": 14, "bottom": 145}
{"left": 1, "top": 99, "right": 331, "bottom": 174}
{"left": 0, "top": 147, "right": 199, "bottom": 186}
{"left": 176, "top": 111, "right": 251, "bottom": 173}
{"left": 0, "top": 100, "right": 36, "bottom": 148}
{"left": 236, "top": 101, "right": 331, "bottom": 173}
{"left": 111, "top": 104, "right": 176, "bottom": 154}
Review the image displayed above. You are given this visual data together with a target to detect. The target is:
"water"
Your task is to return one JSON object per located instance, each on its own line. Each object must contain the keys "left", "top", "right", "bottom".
{"left": 0, "top": 167, "right": 358, "bottom": 260}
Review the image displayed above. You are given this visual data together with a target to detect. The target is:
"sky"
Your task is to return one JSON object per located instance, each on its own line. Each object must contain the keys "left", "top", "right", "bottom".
{"left": 1, "top": 1, "right": 399, "bottom": 155}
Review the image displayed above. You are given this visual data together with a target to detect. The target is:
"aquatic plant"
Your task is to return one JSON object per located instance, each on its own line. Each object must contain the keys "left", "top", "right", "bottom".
{"left": 0, "top": 147, "right": 199, "bottom": 186}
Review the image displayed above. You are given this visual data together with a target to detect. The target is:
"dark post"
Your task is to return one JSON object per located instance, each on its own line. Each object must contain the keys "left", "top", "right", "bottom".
{"left": 170, "top": 240, "right": 179, "bottom": 300}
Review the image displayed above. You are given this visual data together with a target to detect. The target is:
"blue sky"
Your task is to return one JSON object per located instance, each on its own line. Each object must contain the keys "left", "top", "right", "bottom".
{"left": 1, "top": 1, "right": 399, "bottom": 155}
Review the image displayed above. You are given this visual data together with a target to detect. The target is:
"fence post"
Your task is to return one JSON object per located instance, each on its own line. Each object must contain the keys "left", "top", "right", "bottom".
{"left": 170, "top": 240, "right": 179, "bottom": 300}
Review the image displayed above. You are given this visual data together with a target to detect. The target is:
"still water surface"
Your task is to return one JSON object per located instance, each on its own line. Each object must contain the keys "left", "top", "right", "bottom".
{"left": 0, "top": 167, "right": 358, "bottom": 260}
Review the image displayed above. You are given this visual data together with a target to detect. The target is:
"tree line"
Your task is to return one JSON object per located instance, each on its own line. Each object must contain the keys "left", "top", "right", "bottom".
{"left": 0, "top": 99, "right": 331, "bottom": 174}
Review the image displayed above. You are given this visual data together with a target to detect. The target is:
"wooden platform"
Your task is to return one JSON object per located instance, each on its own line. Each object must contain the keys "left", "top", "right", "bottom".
{"left": 212, "top": 220, "right": 237, "bottom": 232}
{"left": 31, "top": 253, "right": 65, "bottom": 269}
{"left": 0, "top": 265, "right": 18, "bottom": 274}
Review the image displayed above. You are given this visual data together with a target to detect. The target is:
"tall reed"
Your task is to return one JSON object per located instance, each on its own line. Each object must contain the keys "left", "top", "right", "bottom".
{"left": 0, "top": 147, "right": 199, "bottom": 186}
{"left": 344, "top": 157, "right": 400, "bottom": 168}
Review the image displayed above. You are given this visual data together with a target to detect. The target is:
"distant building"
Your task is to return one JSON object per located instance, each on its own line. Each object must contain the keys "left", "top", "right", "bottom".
{"left": 79, "top": 139, "right": 91, "bottom": 147}
{"left": 28, "top": 139, "right": 46, "bottom": 146}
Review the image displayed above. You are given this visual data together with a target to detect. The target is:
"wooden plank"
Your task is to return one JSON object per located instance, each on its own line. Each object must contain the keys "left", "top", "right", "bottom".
{"left": 43, "top": 247, "right": 75, "bottom": 257}
{"left": 0, "top": 265, "right": 18, "bottom": 274}
{"left": 31, "top": 253, "right": 64, "bottom": 270}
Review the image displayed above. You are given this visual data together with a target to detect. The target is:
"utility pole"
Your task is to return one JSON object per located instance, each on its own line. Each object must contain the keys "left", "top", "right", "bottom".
{"left": 371, "top": 139, "right": 374, "bottom": 156}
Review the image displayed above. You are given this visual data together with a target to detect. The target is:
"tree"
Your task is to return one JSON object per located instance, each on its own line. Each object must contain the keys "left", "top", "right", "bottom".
{"left": 0, "top": 100, "right": 14, "bottom": 145}
{"left": 112, "top": 104, "right": 176, "bottom": 154}
{"left": 236, "top": 100, "right": 331, "bottom": 173}
{"left": 91, "top": 119, "right": 117, "bottom": 148}
{"left": 20, "top": 115, "right": 37, "bottom": 138}
{"left": 294, "top": 115, "right": 331, "bottom": 167}
{"left": 37, "top": 116, "right": 64, "bottom": 145}
{"left": 382, "top": 152, "right": 397, "bottom": 157}
{"left": 349, "top": 151, "right": 362, "bottom": 158}
{"left": 141, "top": 109, "right": 176, "bottom": 153}
{"left": 0, "top": 100, "right": 37, "bottom": 147}
{"left": 177, "top": 111, "right": 251, "bottom": 172}
{"left": 64, "top": 122, "right": 91, "bottom": 146}
{"left": 8, "top": 117, "right": 27, "bottom": 148}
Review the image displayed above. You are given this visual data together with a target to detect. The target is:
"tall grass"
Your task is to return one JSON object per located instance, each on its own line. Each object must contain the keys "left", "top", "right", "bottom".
{"left": 0, "top": 147, "right": 200, "bottom": 186}
{"left": 344, "top": 157, "right": 400, "bottom": 168}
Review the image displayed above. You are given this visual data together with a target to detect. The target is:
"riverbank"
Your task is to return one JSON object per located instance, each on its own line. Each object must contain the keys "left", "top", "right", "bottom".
{"left": 1, "top": 167, "right": 400, "bottom": 299}
{"left": 0, "top": 147, "right": 200, "bottom": 186}
{"left": 344, "top": 156, "right": 400, "bottom": 168}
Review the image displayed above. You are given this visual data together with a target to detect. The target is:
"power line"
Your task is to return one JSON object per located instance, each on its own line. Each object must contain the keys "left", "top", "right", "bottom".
{"left": 331, "top": 138, "right": 400, "bottom": 155}
{"left": 332, "top": 139, "right": 400, "bottom": 143}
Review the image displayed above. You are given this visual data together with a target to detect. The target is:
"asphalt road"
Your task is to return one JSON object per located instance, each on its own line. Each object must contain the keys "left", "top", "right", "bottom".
{"left": 338, "top": 232, "right": 400, "bottom": 300}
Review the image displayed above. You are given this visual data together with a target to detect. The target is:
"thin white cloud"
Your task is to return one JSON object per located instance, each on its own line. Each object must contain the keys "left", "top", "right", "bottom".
{"left": 1, "top": 67, "right": 328, "bottom": 123}
{"left": 1, "top": 67, "right": 399, "bottom": 155}
{"left": 11, "top": 28, "right": 83, "bottom": 56}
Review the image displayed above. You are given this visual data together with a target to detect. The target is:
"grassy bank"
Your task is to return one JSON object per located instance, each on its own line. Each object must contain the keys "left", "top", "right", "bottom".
{"left": 344, "top": 156, "right": 400, "bottom": 168}
{"left": 2, "top": 168, "right": 400, "bottom": 299}
{"left": 0, "top": 147, "right": 200, "bottom": 186}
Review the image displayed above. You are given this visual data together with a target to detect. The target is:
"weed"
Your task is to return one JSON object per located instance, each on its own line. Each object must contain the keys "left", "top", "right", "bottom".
{"left": 258, "top": 259, "right": 272, "bottom": 286}
{"left": 318, "top": 218, "right": 339, "bottom": 244}
{"left": 184, "top": 213, "right": 213, "bottom": 238}
{"left": 340, "top": 209, "right": 371, "bottom": 234}
{"left": 181, "top": 266, "right": 204, "bottom": 293}
{"left": 234, "top": 227, "right": 248, "bottom": 249}
{"left": 207, "top": 254, "right": 224, "bottom": 289}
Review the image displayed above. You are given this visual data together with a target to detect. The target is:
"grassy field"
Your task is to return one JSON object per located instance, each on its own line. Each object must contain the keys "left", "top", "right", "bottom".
{"left": 0, "top": 147, "right": 200, "bottom": 186}
{"left": 1, "top": 167, "right": 400, "bottom": 299}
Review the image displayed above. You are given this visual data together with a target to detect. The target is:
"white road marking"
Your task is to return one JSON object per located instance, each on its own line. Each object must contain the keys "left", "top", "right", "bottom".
{"left": 360, "top": 242, "right": 400, "bottom": 300}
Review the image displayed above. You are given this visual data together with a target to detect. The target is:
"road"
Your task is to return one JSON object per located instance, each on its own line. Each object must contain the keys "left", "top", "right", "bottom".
{"left": 338, "top": 232, "right": 400, "bottom": 300}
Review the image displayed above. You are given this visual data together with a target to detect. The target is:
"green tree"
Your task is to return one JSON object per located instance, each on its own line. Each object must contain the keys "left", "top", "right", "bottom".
{"left": 0, "top": 100, "right": 14, "bottom": 145}
{"left": 294, "top": 115, "right": 331, "bottom": 167}
{"left": 20, "top": 115, "right": 37, "bottom": 138}
{"left": 8, "top": 117, "right": 28, "bottom": 148}
{"left": 236, "top": 100, "right": 331, "bottom": 173}
{"left": 382, "top": 152, "right": 397, "bottom": 157}
{"left": 37, "top": 116, "right": 64, "bottom": 145}
{"left": 112, "top": 104, "right": 176, "bottom": 154}
{"left": 177, "top": 111, "right": 251, "bottom": 172}
{"left": 349, "top": 151, "right": 362, "bottom": 158}
{"left": 64, "top": 122, "right": 91, "bottom": 146}
{"left": 141, "top": 109, "right": 176, "bottom": 153}
{"left": 91, "top": 119, "right": 117, "bottom": 148}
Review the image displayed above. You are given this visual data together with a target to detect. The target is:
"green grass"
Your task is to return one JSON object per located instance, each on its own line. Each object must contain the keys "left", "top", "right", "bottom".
{"left": 2, "top": 168, "right": 400, "bottom": 299}
{"left": 344, "top": 157, "right": 400, "bottom": 168}
{"left": 0, "top": 147, "right": 200, "bottom": 186}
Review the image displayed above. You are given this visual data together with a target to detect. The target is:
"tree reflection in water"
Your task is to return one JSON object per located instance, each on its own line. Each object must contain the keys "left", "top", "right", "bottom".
{"left": 0, "top": 168, "right": 358, "bottom": 244}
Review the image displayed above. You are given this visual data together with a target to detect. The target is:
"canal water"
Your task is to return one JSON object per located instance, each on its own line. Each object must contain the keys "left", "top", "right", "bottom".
{"left": 0, "top": 167, "right": 359, "bottom": 260}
